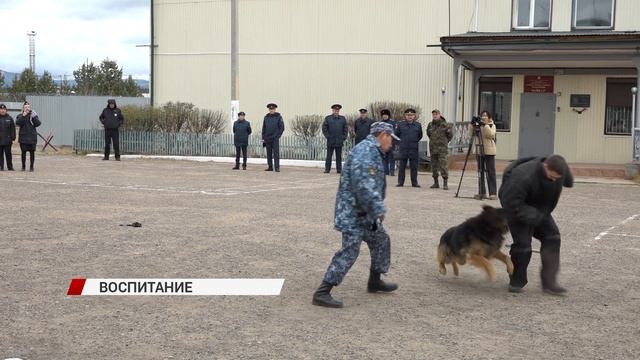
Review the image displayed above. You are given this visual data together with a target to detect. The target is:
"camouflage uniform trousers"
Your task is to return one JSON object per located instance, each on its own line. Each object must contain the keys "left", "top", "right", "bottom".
{"left": 430, "top": 151, "right": 449, "bottom": 179}
{"left": 323, "top": 220, "right": 391, "bottom": 286}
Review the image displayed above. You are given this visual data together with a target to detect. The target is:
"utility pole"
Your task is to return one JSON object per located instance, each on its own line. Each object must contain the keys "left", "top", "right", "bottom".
{"left": 230, "top": 0, "right": 240, "bottom": 128}
{"left": 27, "top": 31, "right": 37, "bottom": 73}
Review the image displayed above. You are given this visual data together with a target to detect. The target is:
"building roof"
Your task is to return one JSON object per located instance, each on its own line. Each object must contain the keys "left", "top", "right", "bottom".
{"left": 435, "top": 31, "right": 640, "bottom": 70}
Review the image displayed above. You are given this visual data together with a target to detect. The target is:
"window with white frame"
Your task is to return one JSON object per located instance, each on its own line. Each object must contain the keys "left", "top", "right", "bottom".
{"left": 573, "top": 0, "right": 615, "bottom": 29}
{"left": 512, "top": 0, "right": 552, "bottom": 30}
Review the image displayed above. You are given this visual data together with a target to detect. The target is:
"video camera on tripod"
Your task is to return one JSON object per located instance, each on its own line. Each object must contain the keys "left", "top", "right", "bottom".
{"left": 454, "top": 114, "right": 487, "bottom": 199}
{"left": 470, "top": 115, "right": 483, "bottom": 129}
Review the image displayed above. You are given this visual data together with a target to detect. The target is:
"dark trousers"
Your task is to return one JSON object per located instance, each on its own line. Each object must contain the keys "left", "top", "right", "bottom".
{"left": 477, "top": 155, "right": 497, "bottom": 195}
{"left": 383, "top": 152, "right": 395, "bottom": 175}
{"left": 235, "top": 145, "right": 248, "bottom": 166}
{"left": 104, "top": 129, "right": 120, "bottom": 159}
{"left": 325, "top": 146, "right": 343, "bottom": 172}
{"left": 323, "top": 222, "right": 391, "bottom": 286}
{"left": 397, "top": 153, "right": 419, "bottom": 186}
{"left": 0, "top": 145, "right": 13, "bottom": 170}
{"left": 508, "top": 216, "right": 561, "bottom": 288}
{"left": 265, "top": 139, "right": 280, "bottom": 170}
{"left": 20, "top": 143, "right": 36, "bottom": 170}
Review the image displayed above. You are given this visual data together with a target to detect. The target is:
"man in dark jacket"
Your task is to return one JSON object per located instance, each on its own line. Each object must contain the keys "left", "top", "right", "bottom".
{"left": 262, "top": 103, "right": 285, "bottom": 172}
{"left": 322, "top": 104, "right": 348, "bottom": 173}
{"left": 0, "top": 103, "right": 16, "bottom": 171}
{"left": 354, "top": 108, "right": 374, "bottom": 145}
{"left": 499, "top": 155, "right": 574, "bottom": 295}
{"left": 395, "top": 108, "right": 423, "bottom": 187}
{"left": 380, "top": 109, "right": 396, "bottom": 176}
{"left": 16, "top": 101, "right": 41, "bottom": 171}
{"left": 232, "top": 111, "right": 252, "bottom": 170}
{"left": 99, "top": 99, "right": 124, "bottom": 161}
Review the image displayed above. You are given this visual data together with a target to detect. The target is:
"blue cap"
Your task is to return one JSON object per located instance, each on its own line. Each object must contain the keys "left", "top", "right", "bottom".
{"left": 370, "top": 122, "right": 400, "bottom": 140}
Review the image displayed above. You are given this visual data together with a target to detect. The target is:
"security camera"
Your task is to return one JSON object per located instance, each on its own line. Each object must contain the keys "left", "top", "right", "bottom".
{"left": 441, "top": 87, "right": 446, "bottom": 94}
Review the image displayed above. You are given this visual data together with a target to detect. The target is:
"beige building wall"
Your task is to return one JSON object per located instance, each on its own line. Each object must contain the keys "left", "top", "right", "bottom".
{"left": 153, "top": 0, "right": 480, "bottom": 128}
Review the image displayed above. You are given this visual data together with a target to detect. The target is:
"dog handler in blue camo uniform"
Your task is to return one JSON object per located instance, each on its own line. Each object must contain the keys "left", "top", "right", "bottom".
{"left": 312, "top": 122, "right": 400, "bottom": 308}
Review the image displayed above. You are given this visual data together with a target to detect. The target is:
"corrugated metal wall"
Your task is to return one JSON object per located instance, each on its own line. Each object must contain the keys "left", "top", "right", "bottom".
{"left": 25, "top": 96, "right": 149, "bottom": 146}
{"left": 153, "top": 0, "right": 477, "bottom": 127}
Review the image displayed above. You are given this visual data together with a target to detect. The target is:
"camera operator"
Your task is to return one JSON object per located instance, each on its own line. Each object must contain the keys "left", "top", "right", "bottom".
{"left": 15, "top": 101, "right": 41, "bottom": 171}
{"left": 469, "top": 110, "right": 497, "bottom": 200}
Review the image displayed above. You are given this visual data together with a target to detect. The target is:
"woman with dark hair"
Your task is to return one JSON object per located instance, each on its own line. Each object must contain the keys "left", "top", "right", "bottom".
{"left": 16, "top": 101, "right": 41, "bottom": 171}
{"left": 472, "top": 110, "right": 497, "bottom": 200}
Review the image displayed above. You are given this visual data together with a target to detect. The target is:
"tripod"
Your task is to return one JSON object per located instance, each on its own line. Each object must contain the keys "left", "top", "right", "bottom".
{"left": 455, "top": 125, "right": 487, "bottom": 198}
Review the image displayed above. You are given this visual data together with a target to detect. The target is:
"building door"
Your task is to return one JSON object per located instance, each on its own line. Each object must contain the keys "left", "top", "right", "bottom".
{"left": 518, "top": 93, "right": 556, "bottom": 158}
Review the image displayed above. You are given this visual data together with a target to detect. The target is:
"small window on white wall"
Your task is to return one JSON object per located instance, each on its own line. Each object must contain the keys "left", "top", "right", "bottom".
{"left": 573, "top": 0, "right": 615, "bottom": 29}
{"left": 513, "top": 0, "right": 552, "bottom": 30}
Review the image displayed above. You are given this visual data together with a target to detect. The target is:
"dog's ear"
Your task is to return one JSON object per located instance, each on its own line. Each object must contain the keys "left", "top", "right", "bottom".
{"left": 482, "top": 205, "right": 495, "bottom": 212}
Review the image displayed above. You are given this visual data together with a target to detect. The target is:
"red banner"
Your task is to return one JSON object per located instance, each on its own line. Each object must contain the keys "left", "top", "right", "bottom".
{"left": 524, "top": 76, "right": 554, "bottom": 93}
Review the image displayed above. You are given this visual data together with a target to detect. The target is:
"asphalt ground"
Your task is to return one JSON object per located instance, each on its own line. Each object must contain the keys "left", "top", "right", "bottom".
{"left": 1, "top": 155, "right": 639, "bottom": 359}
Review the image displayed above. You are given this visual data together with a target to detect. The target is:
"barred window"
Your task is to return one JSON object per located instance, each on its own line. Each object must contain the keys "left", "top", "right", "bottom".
{"left": 605, "top": 78, "right": 636, "bottom": 136}
{"left": 479, "top": 78, "right": 513, "bottom": 132}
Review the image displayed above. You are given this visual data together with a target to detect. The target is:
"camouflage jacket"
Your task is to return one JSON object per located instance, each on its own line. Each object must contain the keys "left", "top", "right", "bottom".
{"left": 426, "top": 119, "right": 452, "bottom": 154}
{"left": 334, "top": 134, "right": 387, "bottom": 231}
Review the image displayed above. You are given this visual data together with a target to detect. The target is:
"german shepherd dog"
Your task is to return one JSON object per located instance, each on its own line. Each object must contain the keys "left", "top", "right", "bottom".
{"left": 437, "top": 205, "right": 513, "bottom": 281}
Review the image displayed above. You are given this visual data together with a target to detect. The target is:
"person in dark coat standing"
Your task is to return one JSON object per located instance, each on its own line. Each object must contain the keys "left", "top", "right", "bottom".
{"left": 15, "top": 101, "right": 41, "bottom": 171}
{"left": 499, "top": 155, "right": 573, "bottom": 295}
{"left": 380, "top": 109, "right": 396, "bottom": 176}
{"left": 99, "top": 99, "right": 124, "bottom": 161}
{"left": 262, "top": 103, "right": 285, "bottom": 172}
{"left": 322, "top": 104, "right": 348, "bottom": 173}
{"left": 232, "top": 111, "right": 252, "bottom": 170}
{"left": 395, "top": 108, "right": 423, "bottom": 187}
{"left": 0, "top": 103, "right": 16, "bottom": 171}
{"left": 354, "top": 108, "right": 374, "bottom": 145}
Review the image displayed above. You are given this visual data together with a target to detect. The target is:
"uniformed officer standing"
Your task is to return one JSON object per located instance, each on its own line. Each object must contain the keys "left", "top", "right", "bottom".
{"left": 380, "top": 109, "right": 396, "bottom": 176}
{"left": 395, "top": 108, "right": 423, "bottom": 187}
{"left": 322, "top": 104, "right": 348, "bottom": 173}
{"left": 232, "top": 111, "right": 252, "bottom": 170}
{"left": 354, "top": 108, "right": 374, "bottom": 145}
{"left": 262, "top": 103, "right": 285, "bottom": 172}
{"left": 0, "top": 104, "right": 16, "bottom": 171}
{"left": 499, "top": 155, "right": 573, "bottom": 295}
{"left": 312, "top": 122, "right": 400, "bottom": 308}
{"left": 426, "top": 109, "right": 452, "bottom": 190}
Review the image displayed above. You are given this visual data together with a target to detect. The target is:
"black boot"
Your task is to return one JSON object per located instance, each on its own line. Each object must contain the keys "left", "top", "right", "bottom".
{"left": 442, "top": 177, "right": 448, "bottom": 190}
{"left": 232, "top": 164, "right": 240, "bottom": 170}
{"left": 367, "top": 270, "right": 398, "bottom": 293}
{"left": 540, "top": 242, "right": 567, "bottom": 296}
{"left": 312, "top": 281, "right": 343, "bottom": 308}
{"left": 242, "top": 164, "right": 246, "bottom": 170}
{"left": 430, "top": 177, "right": 439, "bottom": 189}
{"left": 509, "top": 251, "right": 532, "bottom": 292}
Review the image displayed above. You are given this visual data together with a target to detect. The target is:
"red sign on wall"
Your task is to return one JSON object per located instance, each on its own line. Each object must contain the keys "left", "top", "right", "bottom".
{"left": 524, "top": 76, "right": 554, "bottom": 93}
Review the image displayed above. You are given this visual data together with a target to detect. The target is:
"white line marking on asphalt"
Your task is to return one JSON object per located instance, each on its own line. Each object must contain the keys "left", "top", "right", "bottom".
{"left": 0, "top": 178, "right": 337, "bottom": 196}
{"left": 591, "top": 214, "right": 639, "bottom": 242}
{"left": 606, "top": 233, "right": 640, "bottom": 238}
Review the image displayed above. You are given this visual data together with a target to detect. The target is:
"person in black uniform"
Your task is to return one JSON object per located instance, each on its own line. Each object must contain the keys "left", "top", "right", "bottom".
{"left": 99, "top": 99, "right": 124, "bottom": 161}
{"left": 395, "top": 108, "right": 423, "bottom": 187}
{"left": 322, "top": 104, "right": 348, "bottom": 173}
{"left": 232, "top": 111, "right": 252, "bottom": 170}
{"left": 499, "top": 155, "right": 573, "bottom": 295}
{"left": 262, "top": 103, "right": 285, "bottom": 172}
{"left": 15, "top": 101, "right": 41, "bottom": 171}
{"left": 380, "top": 109, "right": 396, "bottom": 176}
{"left": 354, "top": 108, "right": 374, "bottom": 145}
{"left": 0, "top": 103, "right": 16, "bottom": 171}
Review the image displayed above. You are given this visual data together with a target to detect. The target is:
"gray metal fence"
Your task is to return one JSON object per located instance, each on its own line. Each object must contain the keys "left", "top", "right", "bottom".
{"left": 74, "top": 122, "right": 472, "bottom": 160}
{"left": 74, "top": 129, "right": 355, "bottom": 160}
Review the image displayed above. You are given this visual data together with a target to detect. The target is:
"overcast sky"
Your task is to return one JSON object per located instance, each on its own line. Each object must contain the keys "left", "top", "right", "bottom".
{"left": 1, "top": 0, "right": 150, "bottom": 80}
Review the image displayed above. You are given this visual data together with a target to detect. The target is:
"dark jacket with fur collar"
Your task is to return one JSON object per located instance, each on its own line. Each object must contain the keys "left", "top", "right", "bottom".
{"left": 499, "top": 157, "right": 573, "bottom": 226}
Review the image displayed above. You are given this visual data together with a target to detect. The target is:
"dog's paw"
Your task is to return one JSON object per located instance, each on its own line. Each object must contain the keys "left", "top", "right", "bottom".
{"left": 506, "top": 259, "right": 514, "bottom": 275}
{"left": 438, "top": 264, "right": 447, "bottom": 275}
